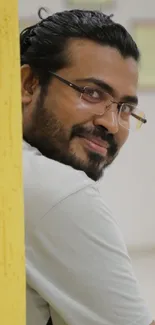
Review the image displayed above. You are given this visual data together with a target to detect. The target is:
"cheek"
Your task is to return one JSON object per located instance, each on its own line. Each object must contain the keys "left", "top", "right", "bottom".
{"left": 115, "top": 128, "right": 129, "bottom": 148}
{"left": 46, "top": 88, "right": 91, "bottom": 128}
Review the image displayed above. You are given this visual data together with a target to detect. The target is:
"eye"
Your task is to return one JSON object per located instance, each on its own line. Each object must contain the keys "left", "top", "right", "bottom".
{"left": 90, "top": 89, "right": 100, "bottom": 99}
{"left": 85, "top": 88, "right": 102, "bottom": 99}
{"left": 121, "top": 103, "right": 136, "bottom": 114}
{"left": 82, "top": 87, "right": 106, "bottom": 103}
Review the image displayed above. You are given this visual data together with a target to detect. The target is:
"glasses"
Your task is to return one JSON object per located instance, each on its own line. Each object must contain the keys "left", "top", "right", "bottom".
{"left": 50, "top": 72, "right": 147, "bottom": 131}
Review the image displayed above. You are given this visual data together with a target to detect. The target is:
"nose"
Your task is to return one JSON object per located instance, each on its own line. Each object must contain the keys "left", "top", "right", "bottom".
{"left": 93, "top": 109, "right": 119, "bottom": 134}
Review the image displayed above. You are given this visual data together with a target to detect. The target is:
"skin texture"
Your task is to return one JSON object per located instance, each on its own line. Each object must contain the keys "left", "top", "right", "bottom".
{"left": 22, "top": 39, "right": 138, "bottom": 180}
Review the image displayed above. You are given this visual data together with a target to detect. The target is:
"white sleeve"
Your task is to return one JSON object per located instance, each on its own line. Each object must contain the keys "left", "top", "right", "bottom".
{"left": 26, "top": 185, "right": 152, "bottom": 325}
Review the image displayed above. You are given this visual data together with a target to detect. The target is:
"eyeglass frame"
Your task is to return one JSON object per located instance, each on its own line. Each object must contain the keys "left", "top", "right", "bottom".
{"left": 49, "top": 71, "right": 147, "bottom": 126}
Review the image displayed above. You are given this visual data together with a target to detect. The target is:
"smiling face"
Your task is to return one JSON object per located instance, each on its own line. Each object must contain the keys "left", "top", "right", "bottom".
{"left": 22, "top": 39, "right": 139, "bottom": 180}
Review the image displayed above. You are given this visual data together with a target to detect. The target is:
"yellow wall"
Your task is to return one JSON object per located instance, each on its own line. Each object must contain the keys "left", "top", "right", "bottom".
{"left": 0, "top": 1, "right": 25, "bottom": 324}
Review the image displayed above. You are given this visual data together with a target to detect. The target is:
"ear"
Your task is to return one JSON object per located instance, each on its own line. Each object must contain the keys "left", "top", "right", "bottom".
{"left": 21, "top": 65, "right": 39, "bottom": 105}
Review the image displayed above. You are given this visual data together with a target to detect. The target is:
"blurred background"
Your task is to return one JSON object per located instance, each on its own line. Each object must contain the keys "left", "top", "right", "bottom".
{"left": 19, "top": 0, "right": 155, "bottom": 316}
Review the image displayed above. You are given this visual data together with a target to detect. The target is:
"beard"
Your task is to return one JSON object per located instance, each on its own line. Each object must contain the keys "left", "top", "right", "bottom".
{"left": 23, "top": 90, "right": 118, "bottom": 181}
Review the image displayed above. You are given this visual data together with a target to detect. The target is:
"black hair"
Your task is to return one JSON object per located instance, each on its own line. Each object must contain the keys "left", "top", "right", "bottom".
{"left": 20, "top": 8, "right": 140, "bottom": 85}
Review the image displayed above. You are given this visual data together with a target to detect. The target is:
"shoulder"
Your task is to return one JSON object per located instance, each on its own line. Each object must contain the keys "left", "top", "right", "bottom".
{"left": 23, "top": 141, "right": 97, "bottom": 226}
{"left": 24, "top": 146, "right": 152, "bottom": 325}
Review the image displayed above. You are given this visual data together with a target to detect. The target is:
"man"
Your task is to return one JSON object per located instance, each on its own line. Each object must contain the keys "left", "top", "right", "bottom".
{"left": 21, "top": 9, "right": 154, "bottom": 325}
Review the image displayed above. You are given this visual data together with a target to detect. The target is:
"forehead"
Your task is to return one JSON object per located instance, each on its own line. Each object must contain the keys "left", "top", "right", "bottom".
{"left": 63, "top": 39, "right": 139, "bottom": 98}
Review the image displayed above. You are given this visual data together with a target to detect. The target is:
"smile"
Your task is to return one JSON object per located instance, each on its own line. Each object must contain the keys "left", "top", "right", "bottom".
{"left": 81, "top": 136, "right": 108, "bottom": 156}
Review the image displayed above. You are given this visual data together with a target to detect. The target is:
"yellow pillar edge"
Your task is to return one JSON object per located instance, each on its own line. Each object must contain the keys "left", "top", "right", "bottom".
{"left": 0, "top": 1, "right": 25, "bottom": 325}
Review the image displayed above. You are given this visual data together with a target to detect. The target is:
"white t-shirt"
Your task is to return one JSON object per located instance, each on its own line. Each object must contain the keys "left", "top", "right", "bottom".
{"left": 24, "top": 141, "right": 152, "bottom": 325}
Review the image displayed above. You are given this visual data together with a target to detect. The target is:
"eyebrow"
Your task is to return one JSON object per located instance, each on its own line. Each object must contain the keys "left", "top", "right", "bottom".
{"left": 75, "top": 77, "right": 138, "bottom": 105}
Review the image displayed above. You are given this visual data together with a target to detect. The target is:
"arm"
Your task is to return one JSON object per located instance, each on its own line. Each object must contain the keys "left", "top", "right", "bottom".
{"left": 26, "top": 185, "right": 153, "bottom": 325}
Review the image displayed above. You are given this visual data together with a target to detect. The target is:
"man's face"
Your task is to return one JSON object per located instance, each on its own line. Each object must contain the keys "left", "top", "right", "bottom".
{"left": 22, "top": 40, "right": 138, "bottom": 181}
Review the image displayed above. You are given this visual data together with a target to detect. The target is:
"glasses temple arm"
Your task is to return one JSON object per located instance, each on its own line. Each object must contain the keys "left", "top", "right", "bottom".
{"left": 49, "top": 71, "right": 84, "bottom": 94}
{"left": 131, "top": 112, "right": 147, "bottom": 124}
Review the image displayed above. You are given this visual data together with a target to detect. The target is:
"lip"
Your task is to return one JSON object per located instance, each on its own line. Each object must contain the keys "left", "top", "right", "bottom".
{"left": 82, "top": 137, "right": 108, "bottom": 156}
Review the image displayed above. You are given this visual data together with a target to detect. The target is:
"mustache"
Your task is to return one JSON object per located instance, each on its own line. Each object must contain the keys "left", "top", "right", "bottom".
{"left": 71, "top": 125, "right": 118, "bottom": 156}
